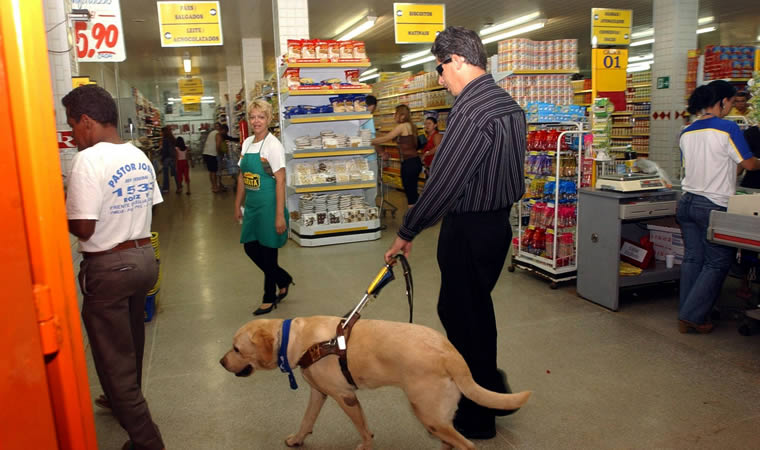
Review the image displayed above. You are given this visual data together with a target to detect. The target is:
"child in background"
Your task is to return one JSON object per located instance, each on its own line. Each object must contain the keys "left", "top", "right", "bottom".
{"left": 176, "top": 137, "right": 191, "bottom": 195}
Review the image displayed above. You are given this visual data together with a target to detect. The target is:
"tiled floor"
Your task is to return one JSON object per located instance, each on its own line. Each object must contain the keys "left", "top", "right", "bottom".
{"left": 85, "top": 168, "right": 760, "bottom": 449}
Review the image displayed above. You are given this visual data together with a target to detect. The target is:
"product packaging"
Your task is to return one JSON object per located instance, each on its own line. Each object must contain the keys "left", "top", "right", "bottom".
{"left": 287, "top": 40, "right": 302, "bottom": 60}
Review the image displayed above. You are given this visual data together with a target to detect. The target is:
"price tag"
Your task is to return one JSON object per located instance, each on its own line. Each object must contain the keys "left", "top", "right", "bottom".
{"left": 73, "top": 0, "right": 126, "bottom": 62}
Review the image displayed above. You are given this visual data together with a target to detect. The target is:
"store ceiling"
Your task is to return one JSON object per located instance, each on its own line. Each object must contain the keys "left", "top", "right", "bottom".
{"left": 87, "top": 0, "right": 760, "bottom": 98}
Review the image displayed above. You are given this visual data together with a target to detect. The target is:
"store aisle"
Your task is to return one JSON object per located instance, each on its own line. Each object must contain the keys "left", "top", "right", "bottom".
{"left": 85, "top": 167, "right": 760, "bottom": 449}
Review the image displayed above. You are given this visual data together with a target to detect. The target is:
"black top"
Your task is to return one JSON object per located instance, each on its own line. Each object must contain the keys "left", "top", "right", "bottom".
{"left": 398, "top": 74, "right": 526, "bottom": 241}
{"left": 740, "top": 126, "right": 760, "bottom": 189}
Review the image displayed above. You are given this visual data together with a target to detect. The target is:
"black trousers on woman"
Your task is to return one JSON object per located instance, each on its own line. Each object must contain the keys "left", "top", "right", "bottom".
{"left": 401, "top": 156, "right": 422, "bottom": 205}
{"left": 436, "top": 207, "right": 512, "bottom": 433}
{"left": 243, "top": 241, "right": 292, "bottom": 302}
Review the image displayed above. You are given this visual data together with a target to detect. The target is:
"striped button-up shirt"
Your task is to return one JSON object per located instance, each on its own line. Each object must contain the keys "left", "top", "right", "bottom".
{"left": 398, "top": 73, "right": 526, "bottom": 241}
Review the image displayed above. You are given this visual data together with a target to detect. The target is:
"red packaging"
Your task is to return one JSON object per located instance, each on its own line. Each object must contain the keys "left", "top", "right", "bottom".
{"left": 345, "top": 69, "right": 360, "bottom": 83}
{"left": 287, "top": 39, "right": 302, "bottom": 61}
{"left": 339, "top": 40, "right": 354, "bottom": 59}
{"left": 327, "top": 40, "right": 341, "bottom": 61}
{"left": 352, "top": 41, "right": 366, "bottom": 60}
{"left": 301, "top": 40, "right": 316, "bottom": 59}
{"left": 315, "top": 40, "right": 330, "bottom": 61}
{"left": 283, "top": 68, "right": 301, "bottom": 89}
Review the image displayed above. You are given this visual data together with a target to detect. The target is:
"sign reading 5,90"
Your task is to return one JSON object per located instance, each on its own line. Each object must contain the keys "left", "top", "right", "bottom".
{"left": 72, "top": 0, "right": 127, "bottom": 62}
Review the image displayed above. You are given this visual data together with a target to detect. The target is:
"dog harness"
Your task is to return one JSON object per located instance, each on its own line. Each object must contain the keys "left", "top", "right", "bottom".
{"left": 296, "top": 313, "right": 360, "bottom": 388}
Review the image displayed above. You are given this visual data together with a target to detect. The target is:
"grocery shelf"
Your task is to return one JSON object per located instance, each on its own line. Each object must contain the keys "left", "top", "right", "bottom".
{"left": 633, "top": 114, "right": 651, "bottom": 118}
{"left": 410, "top": 104, "right": 452, "bottom": 112}
{"left": 286, "top": 112, "right": 372, "bottom": 124}
{"left": 611, "top": 112, "right": 633, "bottom": 116}
{"left": 376, "top": 85, "right": 446, "bottom": 100}
{"left": 630, "top": 83, "right": 651, "bottom": 88}
{"left": 287, "top": 182, "right": 376, "bottom": 194}
{"left": 281, "top": 88, "right": 372, "bottom": 100}
{"left": 290, "top": 219, "right": 381, "bottom": 247}
{"left": 632, "top": 133, "right": 650, "bottom": 137}
{"left": 511, "top": 69, "right": 579, "bottom": 75}
{"left": 612, "top": 125, "right": 634, "bottom": 128}
{"left": 576, "top": 103, "right": 593, "bottom": 106}
{"left": 283, "top": 61, "right": 372, "bottom": 69}
{"left": 287, "top": 147, "right": 375, "bottom": 159}
{"left": 610, "top": 136, "right": 633, "bottom": 140}
{"left": 630, "top": 99, "right": 651, "bottom": 103}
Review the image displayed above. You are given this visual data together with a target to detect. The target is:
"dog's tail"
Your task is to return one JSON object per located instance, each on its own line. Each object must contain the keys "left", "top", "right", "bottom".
{"left": 445, "top": 348, "right": 532, "bottom": 411}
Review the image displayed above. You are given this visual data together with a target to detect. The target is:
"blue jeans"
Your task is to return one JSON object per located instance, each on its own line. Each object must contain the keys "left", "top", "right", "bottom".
{"left": 676, "top": 193, "right": 735, "bottom": 324}
{"left": 161, "top": 158, "right": 175, "bottom": 191}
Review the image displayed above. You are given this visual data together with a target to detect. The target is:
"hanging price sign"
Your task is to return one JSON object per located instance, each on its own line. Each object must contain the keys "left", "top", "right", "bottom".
{"left": 72, "top": 0, "right": 127, "bottom": 62}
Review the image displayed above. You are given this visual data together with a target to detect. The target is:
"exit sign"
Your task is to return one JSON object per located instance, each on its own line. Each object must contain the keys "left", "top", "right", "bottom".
{"left": 657, "top": 76, "right": 670, "bottom": 89}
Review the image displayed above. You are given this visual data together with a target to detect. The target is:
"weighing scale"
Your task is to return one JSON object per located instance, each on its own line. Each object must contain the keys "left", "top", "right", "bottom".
{"left": 595, "top": 173, "right": 667, "bottom": 192}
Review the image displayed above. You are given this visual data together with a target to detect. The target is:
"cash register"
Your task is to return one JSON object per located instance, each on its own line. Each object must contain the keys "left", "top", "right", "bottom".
{"left": 595, "top": 173, "right": 668, "bottom": 192}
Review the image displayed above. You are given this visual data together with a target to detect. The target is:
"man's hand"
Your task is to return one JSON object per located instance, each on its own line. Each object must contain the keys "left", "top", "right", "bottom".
{"left": 385, "top": 236, "right": 412, "bottom": 264}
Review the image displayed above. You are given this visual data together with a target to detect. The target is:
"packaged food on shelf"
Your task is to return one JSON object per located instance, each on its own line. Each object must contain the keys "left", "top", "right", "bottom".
{"left": 497, "top": 38, "right": 578, "bottom": 72}
{"left": 283, "top": 39, "right": 370, "bottom": 64}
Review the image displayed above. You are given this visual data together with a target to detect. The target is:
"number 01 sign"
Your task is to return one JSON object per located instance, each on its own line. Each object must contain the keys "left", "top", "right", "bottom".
{"left": 592, "top": 48, "right": 627, "bottom": 92}
{"left": 73, "top": 0, "right": 126, "bottom": 62}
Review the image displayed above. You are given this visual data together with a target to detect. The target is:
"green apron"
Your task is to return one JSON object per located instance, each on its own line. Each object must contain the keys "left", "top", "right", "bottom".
{"left": 239, "top": 139, "right": 288, "bottom": 248}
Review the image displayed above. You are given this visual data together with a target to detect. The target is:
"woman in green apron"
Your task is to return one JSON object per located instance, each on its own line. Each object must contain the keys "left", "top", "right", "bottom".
{"left": 234, "top": 99, "right": 293, "bottom": 315}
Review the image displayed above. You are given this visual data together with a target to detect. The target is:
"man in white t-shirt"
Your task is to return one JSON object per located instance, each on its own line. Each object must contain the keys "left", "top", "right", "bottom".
{"left": 202, "top": 123, "right": 222, "bottom": 192}
{"left": 64, "top": 85, "right": 165, "bottom": 450}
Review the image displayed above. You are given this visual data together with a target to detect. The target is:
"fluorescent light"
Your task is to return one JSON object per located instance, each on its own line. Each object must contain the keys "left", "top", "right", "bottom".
{"left": 401, "top": 49, "right": 431, "bottom": 62}
{"left": 361, "top": 67, "right": 379, "bottom": 76}
{"left": 201, "top": 100, "right": 215, "bottom": 103}
{"left": 630, "top": 38, "right": 655, "bottom": 47}
{"left": 697, "top": 26, "right": 716, "bottom": 34}
{"left": 167, "top": 102, "right": 174, "bottom": 105}
{"left": 337, "top": 15, "right": 377, "bottom": 41}
{"left": 481, "top": 20, "right": 546, "bottom": 45}
{"left": 201, "top": 96, "right": 214, "bottom": 100}
{"left": 183, "top": 58, "right": 191, "bottom": 73}
{"left": 628, "top": 53, "right": 654, "bottom": 63}
{"left": 400, "top": 55, "right": 436, "bottom": 69}
{"left": 359, "top": 73, "right": 380, "bottom": 82}
{"left": 168, "top": 97, "right": 181, "bottom": 101}
{"left": 698, "top": 16, "right": 714, "bottom": 25}
{"left": 627, "top": 62, "right": 651, "bottom": 73}
{"left": 479, "top": 11, "right": 541, "bottom": 36}
{"left": 631, "top": 28, "right": 654, "bottom": 39}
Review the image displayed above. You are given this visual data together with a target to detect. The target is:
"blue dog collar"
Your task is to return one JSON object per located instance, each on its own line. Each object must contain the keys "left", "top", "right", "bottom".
{"left": 278, "top": 319, "right": 298, "bottom": 390}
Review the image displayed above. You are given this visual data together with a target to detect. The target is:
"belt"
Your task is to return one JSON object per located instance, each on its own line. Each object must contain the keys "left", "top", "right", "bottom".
{"left": 82, "top": 237, "right": 152, "bottom": 258}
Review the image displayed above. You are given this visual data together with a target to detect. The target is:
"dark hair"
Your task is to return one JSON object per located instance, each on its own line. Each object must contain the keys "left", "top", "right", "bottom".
{"left": 687, "top": 80, "right": 737, "bottom": 115}
{"left": 431, "top": 26, "right": 487, "bottom": 70}
{"left": 366, "top": 95, "right": 377, "bottom": 107}
{"left": 161, "top": 126, "right": 176, "bottom": 148}
{"left": 736, "top": 91, "right": 750, "bottom": 100}
{"left": 425, "top": 116, "right": 438, "bottom": 125}
{"left": 221, "top": 124, "right": 229, "bottom": 133}
{"left": 176, "top": 136, "right": 186, "bottom": 150}
{"left": 61, "top": 85, "right": 118, "bottom": 126}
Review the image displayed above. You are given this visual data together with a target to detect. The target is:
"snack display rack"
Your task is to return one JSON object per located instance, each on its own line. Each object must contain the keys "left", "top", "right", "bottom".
{"left": 508, "top": 121, "right": 588, "bottom": 288}
{"left": 277, "top": 43, "right": 381, "bottom": 247}
{"left": 625, "top": 69, "right": 652, "bottom": 155}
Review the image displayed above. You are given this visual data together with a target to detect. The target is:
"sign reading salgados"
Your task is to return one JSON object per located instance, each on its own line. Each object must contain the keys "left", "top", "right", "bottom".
{"left": 157, "top": 1, "right": 223, "bottom": 47}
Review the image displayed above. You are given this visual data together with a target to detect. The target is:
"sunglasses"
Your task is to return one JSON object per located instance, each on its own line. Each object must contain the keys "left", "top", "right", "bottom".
{"left": 436, "top": 57, "right": 452, "bottom": 76}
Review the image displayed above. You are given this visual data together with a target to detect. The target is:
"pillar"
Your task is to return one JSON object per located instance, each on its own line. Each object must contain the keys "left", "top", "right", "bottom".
{"left": 44, "top": 0, "right": 78, "bottom": 129}
{"left": 273, "top": 0, "right": 310, "bottom": 59}
{"left": 242, "top": 38, "right": 265, "bottom": 102}
{"left": 649, "top": 0, "right": 698, "bottom": 179}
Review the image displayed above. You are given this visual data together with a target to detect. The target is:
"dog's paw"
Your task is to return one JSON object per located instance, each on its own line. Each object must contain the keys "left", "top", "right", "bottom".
{"left": 285, "top": 435, "right": 304, "bottom": 447}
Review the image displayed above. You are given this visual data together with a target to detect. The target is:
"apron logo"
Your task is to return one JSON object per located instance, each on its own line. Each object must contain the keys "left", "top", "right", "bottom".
{"left": 243, "top": 172, "right": 260, "bottom": 190}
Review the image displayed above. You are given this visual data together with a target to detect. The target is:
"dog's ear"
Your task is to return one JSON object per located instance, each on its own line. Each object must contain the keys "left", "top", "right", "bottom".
{"left": 250, "top": 328, "right": 277, "bottom": 369}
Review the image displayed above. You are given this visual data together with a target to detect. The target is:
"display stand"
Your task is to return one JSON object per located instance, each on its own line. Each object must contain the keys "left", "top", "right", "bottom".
{"left": 509, "top": 122, "right": 587, "bottom": 288}
{"left": 278, "top": 60, "right": 381, "bottom": 247}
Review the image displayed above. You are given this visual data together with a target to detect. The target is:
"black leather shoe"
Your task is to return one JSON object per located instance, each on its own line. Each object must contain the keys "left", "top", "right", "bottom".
{"left": 253, "top": 302, "right": 276, "bottom": 315}
{"left": 277, "top": 279, "right": 295, "bottom": 302}
{"left": 492, "top": 368, "right": 519, "bottom": 417}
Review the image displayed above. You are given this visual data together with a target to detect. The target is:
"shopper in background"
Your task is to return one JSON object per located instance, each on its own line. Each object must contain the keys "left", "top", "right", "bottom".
{"left": 361, "top": 95, "right": 377, "bottom": 139}
{"left": 678, "top": 80, "right": 760, "bottom": 333}
{"left": 63, "top": 85, "right": 165, "bottom": 450}
{"left": 421, "top": 116, "right": 443, "bottom": 171}
{"left": 384, "top": 26, "right": 526, "bottom": 440}
{"left": 160, "top": 126, "right": 178, "bottom": 193}
{"left": 234, "top": 99, "right": 293, "bottom": 315}
{"left": 175, "top": 136, "right": 190, "bottom": 195}
{"left": 203, "top": 122, "right": 222, "bottom": 192}
{"left": 729, "top": 91, "right": 750, "bottom": 117}
{"left": 372, "top": 104, "right": 421, "bottom": 206}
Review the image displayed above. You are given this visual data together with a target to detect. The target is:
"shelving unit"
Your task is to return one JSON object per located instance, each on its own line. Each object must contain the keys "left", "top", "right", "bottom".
{"left": 278, "top": 57, "right": 381, "bottom": 247}
{"left": 625, "top": 70, "right": 652, "bottom": 156}
{"left": 132, "top": 88, "right": 163, "bottom": 162}
{"left": 510, "top": 122, "right": 588, "bottom": 288}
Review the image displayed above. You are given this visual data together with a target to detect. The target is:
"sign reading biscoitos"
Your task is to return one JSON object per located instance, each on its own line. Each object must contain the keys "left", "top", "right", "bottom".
{"left": 157, "top": 1, "right": 223, "bottom": 47}
{"left": 393, "top": 3, "right": 446, "bottom": 44}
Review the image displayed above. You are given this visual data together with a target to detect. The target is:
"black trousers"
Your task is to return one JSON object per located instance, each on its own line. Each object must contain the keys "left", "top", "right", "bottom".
{"left": 401, "top": 157, "right": 422, "bottom": 205}
{"left": 436, "top": 207, "right": 512, "bottom": 429}
{"left": 243, "top": 241, "right": 292, "bottom": 302}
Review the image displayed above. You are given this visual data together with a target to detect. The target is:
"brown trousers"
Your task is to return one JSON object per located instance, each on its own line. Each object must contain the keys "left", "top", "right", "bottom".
{"left": 79, "top": 245, "right": 164, "bottom": 450}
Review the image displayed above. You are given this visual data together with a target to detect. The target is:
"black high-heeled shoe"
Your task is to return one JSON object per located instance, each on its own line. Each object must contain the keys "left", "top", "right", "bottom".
{"left": 277, "top": 280, "right": 295, "bottom": 302}
{"left": 253, "top": 301, "right": 277, "bottom": 316}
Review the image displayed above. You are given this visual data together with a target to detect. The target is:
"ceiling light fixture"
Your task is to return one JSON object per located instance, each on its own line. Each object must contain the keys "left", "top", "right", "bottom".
{"left": 359, "top": 73, "right": 380, "bottom": 82}
{"left": 698, "top": 16, "right": 714, "bottom": 25}
{"left": 627, "top": 62, "right": 652, "bottom": 73}
{"left": 481, "top": 20, "right": 547, "bottom": 45}
{"left": 400, "top": 49, "right": 432, "bottom": 62}
{"left": 201, "top": 100, "right": 215, "bottom": 103}
{"left": 480, "top": 11, "right": 541, "bottom": 36}
{"left": 361, "top": 67, "right": 379, "bottom": 76}
{"left": 337, "top": 15, "right": 377, "bottom": 41}
{"left": 628, "top": 53, "right": 654, "bottom": 63}
{"left": 630, "top": 38, "right": 655, "bottom": 47}
{"left": 183, "top": 52, "right": 192, "bottom": 73}
{"left": 400, "top": 54, "right": 436, "bottom": 69}
{"left": 631, "top": 28, "right": 654, "bottom": 39}
{"left": 201, "top": 96, "right": 214, "bottom": 100}
{"left": 696, "top": 26, "right": 717, "bottom": 34}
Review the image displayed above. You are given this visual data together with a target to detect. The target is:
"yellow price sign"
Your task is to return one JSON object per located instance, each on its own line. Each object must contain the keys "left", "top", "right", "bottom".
{"left": 72, "top": 76, "right": 96, "bottom": 89}
{"left": 181, "top": 95, "right": 202, "bottom": 104}
{"left": 592, "top": 27, "right": 630, "bottom": 46}
{"left": 157, "top": 1, "right": 223, "bottom": 47}
{"left": 178, "top": 77, "right": 204, "bottom": 96}
{"left": 591, "top": 8, "right": 632, "bottom": 47}
{"left": 592, "top": 48, "right": 628, "bottom": 92}
{"left": 394, "top": 3, "right": 445, "bottom": 44}
{"left": 183, "top": 103, "right": 201, "bottom": 113}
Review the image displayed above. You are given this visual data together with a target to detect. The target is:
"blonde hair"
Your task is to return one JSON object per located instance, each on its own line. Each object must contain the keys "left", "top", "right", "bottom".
{"left": 395, "top": 104, "right": 417, "bottom": 137}
{"left": 247, "top": 99, "right": 273, "bottom": 124}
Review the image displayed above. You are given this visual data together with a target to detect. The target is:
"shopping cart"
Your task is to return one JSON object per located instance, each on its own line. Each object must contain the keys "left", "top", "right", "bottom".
{"left": 378, "top": 154, "right": 398, "bottom": 219}
{"left": 217, "top": 142, "right": 241, "bottom": 190}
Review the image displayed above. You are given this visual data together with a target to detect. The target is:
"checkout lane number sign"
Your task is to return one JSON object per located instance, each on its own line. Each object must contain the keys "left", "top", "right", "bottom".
{"left": 72, "top": 0, "right": 127, "bottom": 62}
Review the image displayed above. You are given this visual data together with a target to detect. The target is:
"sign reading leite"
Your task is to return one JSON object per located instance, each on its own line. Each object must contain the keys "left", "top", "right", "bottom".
{"left": 591, "top": 8, "right": 632, "bottom": 46}
{"left": 157, "top": 1, "right": 223, "bottom": 47}
{"left": 72, "top": 0, "right": 127, "bottom": 62}
{"left": 394, "top": 3, "right": 445, "bottom": 44}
